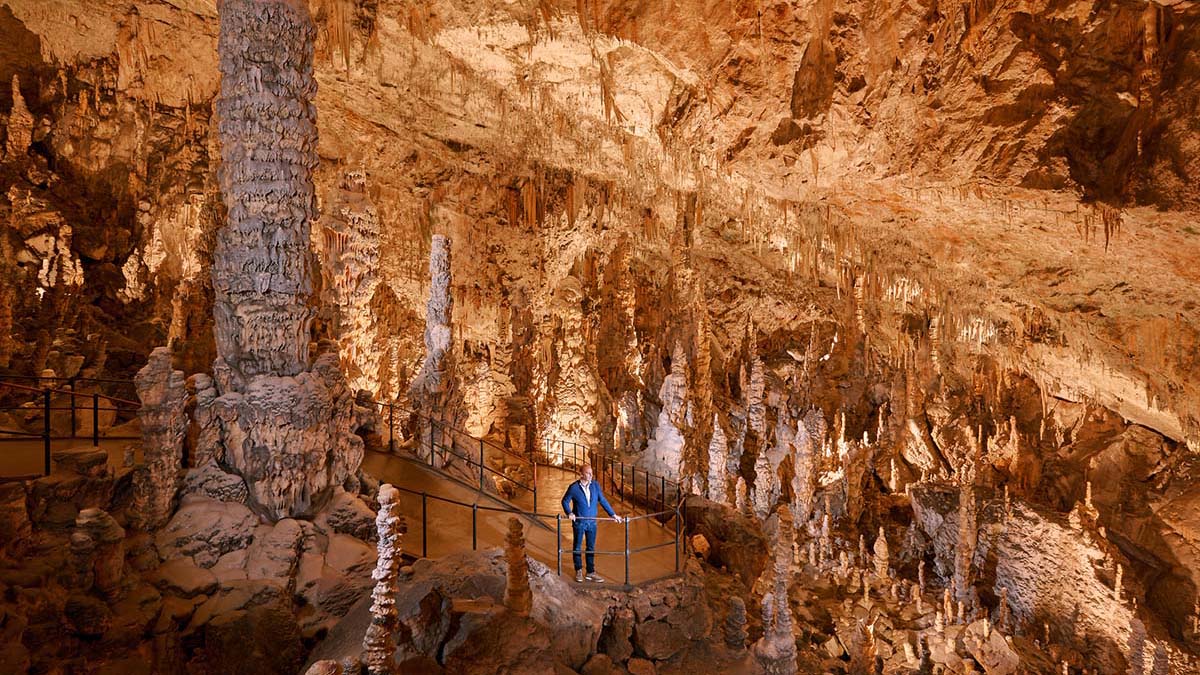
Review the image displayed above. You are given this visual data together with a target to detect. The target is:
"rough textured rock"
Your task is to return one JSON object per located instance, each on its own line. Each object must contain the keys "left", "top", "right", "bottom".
{"left": 179, "top": 461, "right": 249, "bottom": 504}
{"left": 155, "top": 495, "right": 258, "bottom": 568}
{"left": 208, "top": 0, "right": 362, "bottom": 520}
{"left": 363, "top": 484, "right": 401, "bottom": 675}
{"left": 410, "top": 234, "right": 454, "bottom": 414}
{"left": 132, "top": 346, "right": 187, "bottom": 530}
{"left": 683, "top": 495, "right": 769, "bottom": 584}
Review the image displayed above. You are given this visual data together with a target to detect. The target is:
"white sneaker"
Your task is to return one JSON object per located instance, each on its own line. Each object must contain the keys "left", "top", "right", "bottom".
{"left": 586, "top": 573, "right": 605, "bottom": 582}
{"left": 575, "top": 569, "right": 584, "bottom": 582}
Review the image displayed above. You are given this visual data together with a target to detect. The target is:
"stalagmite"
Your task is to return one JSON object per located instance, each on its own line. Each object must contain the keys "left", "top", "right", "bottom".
{"left": 753, "top": 448, "right": 776, "bottom": 518}
{"left": 708, "top": 414, "right": 730, "bottom": 503}
{"left": 954, "top": 483, "right": 978, "bottom": 605}
{"left": 504, "top": 517, "right": 532, "bottom": 616}
{"left": 132, "top": 347, "right": 186, "bottom": 530}
{"left": 873, "top": 527, "right": 890, "bottom": 580}
{"left": 210, "top": 0, "right": 362, "bottom": 519}
{"left": 736, "top": 475, "right": 751, "bottom": 515}
{"left": 725, "top": 596, "right": 748, "bottom": 649}
{"left": 753, "top": 505, "right": 798, "bottom": 674}
{"left": 4, "top": 76, "right": 32, "bottom": 161}
{"left": 411, "top": 234, "right": 454, "bottom": 411}
{"left": 363, "top": 484, "right": 403, "bottom": 675}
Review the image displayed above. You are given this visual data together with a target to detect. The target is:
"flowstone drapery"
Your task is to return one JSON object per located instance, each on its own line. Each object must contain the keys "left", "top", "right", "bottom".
{"left": 208, "top": 0, "right": 362, "bottom": 519}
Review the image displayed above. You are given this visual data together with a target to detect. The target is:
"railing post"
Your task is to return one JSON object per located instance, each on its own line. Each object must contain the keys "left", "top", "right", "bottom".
{"left": 479, "top": 439, "right": 485, "bottom": 491}
{"left": 660, "top": 475, "right": 666, "bottom": 513}
{"left": 532, "top": 463, "right": 538, "bottom": 515}
{"left": 674, "top": 505, "right": 681, "bottom": 574}
{"left": 556, "top": 514, "right": 562, "bottom": 576}
{"left": 623, "top": 516, "right": 630, "bottom": 587}
{"left": 421, "top": 492, "right": 428, "bottom": 558}
{"left": 92, "top": 393, "right": 99, "bottom": 446}
{"left": 43, "top": 388, "right": 52, "bottom": 476}
{"left": 68, "top": 379, "right": 76, "bottom": 438}
{"left": 388, "top": 403, "right": 395, "bottom": 453}
{"left": 472, "top": 503, "right": 478, "bottom": 551}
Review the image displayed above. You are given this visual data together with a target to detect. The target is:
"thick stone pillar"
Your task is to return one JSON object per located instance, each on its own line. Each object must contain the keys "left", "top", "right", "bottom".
{"left": 210, "top": 0, "right": 361, "bottom": 519}
{"left": 410, "top": 234, "right": 454, "bottom": 409}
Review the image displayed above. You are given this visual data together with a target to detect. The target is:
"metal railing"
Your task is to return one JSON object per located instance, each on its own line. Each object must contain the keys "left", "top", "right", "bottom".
{"left": 387, "top": 481, "right": 682, "bottom": 587}
{"left": 377, "top": 402, "right": 684, "bottom": 521}
{"left": 0, "top": 376, "right": 141, "bottom": 477}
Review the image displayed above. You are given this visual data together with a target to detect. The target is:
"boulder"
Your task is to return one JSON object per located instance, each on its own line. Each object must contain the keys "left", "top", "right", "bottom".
{"left": 628, "top": 657, "right": 657, "bottom": 675}
{"left": 245, "top": 519, "right": 303, "bottom": 582}
{"left": 315, "top": 488, "right": 377, "bottom": 542}
{"left": 682, "top": 495, "right": 768, "bottom": 583}
{"left": 189, "top": 597, "right": 304, "bottom": 675}
{"left": 179, "top": 462, "right": 249, "bottom": 504}
{"left": 150, "top": 558, "right": 219, "bottom": 598}
{"left": 155, "top": 495, "right": 258, "bottom": 568}
{"left": 962, "top": 620, "right": 1020, "bottom": 675}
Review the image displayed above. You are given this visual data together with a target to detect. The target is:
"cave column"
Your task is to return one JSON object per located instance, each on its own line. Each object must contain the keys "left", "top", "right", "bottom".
{"left": 209, "top": 0, "right": 362, "bottom": 519}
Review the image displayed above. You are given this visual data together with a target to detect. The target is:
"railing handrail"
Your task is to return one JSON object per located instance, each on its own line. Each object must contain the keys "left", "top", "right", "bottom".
{"left": 0, "top": 374, "right": 135, "bottom": 386}
{"left": 0, "top": 379, "right": 140, "bottom": 408}
{"left": 387, "top": 479, "right": 682, "bottom": 587}
{"left": 381, "top": 402, "right": 531, "bottom": 464}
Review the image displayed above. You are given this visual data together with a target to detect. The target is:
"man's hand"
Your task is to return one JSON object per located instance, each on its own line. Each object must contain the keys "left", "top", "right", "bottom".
{"left": 612, "top": 515, "right": 624, "bottom": 523}
{"left": 568, "top": 513, "right": 576, "bottom": 522}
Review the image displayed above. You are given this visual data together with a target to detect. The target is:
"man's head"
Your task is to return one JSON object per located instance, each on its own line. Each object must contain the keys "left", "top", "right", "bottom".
{"left": 580, "top": 463, "right": 593, "bottom": 483}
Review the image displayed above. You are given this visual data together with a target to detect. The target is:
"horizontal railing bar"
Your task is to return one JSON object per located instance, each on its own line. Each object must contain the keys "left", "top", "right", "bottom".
{"left": 629, "top": 541, "right": 678, "bottom": 554}
{"left": 0, "top": 381, "right": 140, "bottom": 407}
{"left": 433, "top": 443, "right": 535, "bottom": 493}
{"left": 0, "top": 374, "right": 135, "bottom": 385}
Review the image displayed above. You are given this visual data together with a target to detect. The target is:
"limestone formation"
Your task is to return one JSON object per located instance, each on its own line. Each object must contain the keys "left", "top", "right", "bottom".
{"left": 410, "top": 234, "right": 454, "bottom": 411}
{"left": 707, "top": 414, "right": 730, "bottom": 504}
{"left": 752, "top": 506, "right": 797, "bottom": 674}
{"left": 133, "top": 347, "right": 187, "bottom": 530}
{"left": 504, "top": 517, "right": 532, "bottom": 617}
{"left": 363, "top": 484, "right": 402, "bottom": 675}
{"left": 724, "top": 596, "right": 748, "bottom": 650}
{"left": 209, "top": 0, "right": 362, "bottom": 518}
{"left": 5, "top": 76, "right": 32, "bottom": 161}
{"left": 873, "top": 527, "right": 889, "bottom": 581}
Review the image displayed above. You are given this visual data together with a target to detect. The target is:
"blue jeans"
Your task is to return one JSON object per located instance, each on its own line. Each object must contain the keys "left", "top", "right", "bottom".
{"left": 572, "top": 521, "right": 597, "bottom": 573}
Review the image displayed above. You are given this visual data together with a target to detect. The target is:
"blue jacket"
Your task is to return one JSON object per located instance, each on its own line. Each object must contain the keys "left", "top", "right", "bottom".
{"left": 561, "top": 480, "right": 616, "bottom": 523}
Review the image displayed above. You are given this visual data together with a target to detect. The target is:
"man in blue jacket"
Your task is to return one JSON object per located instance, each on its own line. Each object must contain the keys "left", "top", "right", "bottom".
{"left": 561, "top": 463, "right": 623, "bottom": 582}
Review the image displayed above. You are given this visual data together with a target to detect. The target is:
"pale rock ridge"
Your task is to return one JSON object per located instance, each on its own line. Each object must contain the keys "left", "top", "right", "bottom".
{"left": 646, "top": 342, "right": 690, "bottom": 480}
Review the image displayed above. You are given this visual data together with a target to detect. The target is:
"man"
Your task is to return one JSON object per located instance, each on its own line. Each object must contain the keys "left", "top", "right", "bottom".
{"left": 561, "top": 463, "right": 623, "bottom": 582}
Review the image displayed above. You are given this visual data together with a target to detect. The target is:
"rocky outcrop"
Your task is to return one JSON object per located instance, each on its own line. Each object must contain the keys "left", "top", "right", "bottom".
{"left": 683, "top": 495, "right": 769, "bottom": 584}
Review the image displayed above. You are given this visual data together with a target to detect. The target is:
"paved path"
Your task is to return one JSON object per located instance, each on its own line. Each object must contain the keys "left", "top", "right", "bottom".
{"left": 0, "top": 437, "right": 139, "bottom": 479}
{"left": 362, "top": 450, "right": 680, "bottom": 586}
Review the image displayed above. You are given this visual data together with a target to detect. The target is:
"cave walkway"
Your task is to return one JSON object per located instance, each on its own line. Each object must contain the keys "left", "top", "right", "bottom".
{"left": 362, "top": 450, "right": 683, "bottom": 587}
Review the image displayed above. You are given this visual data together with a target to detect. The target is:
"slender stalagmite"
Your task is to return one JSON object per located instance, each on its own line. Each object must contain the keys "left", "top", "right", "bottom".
{"left": 363, "top": 484, "right": 403, "bottom": 675}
